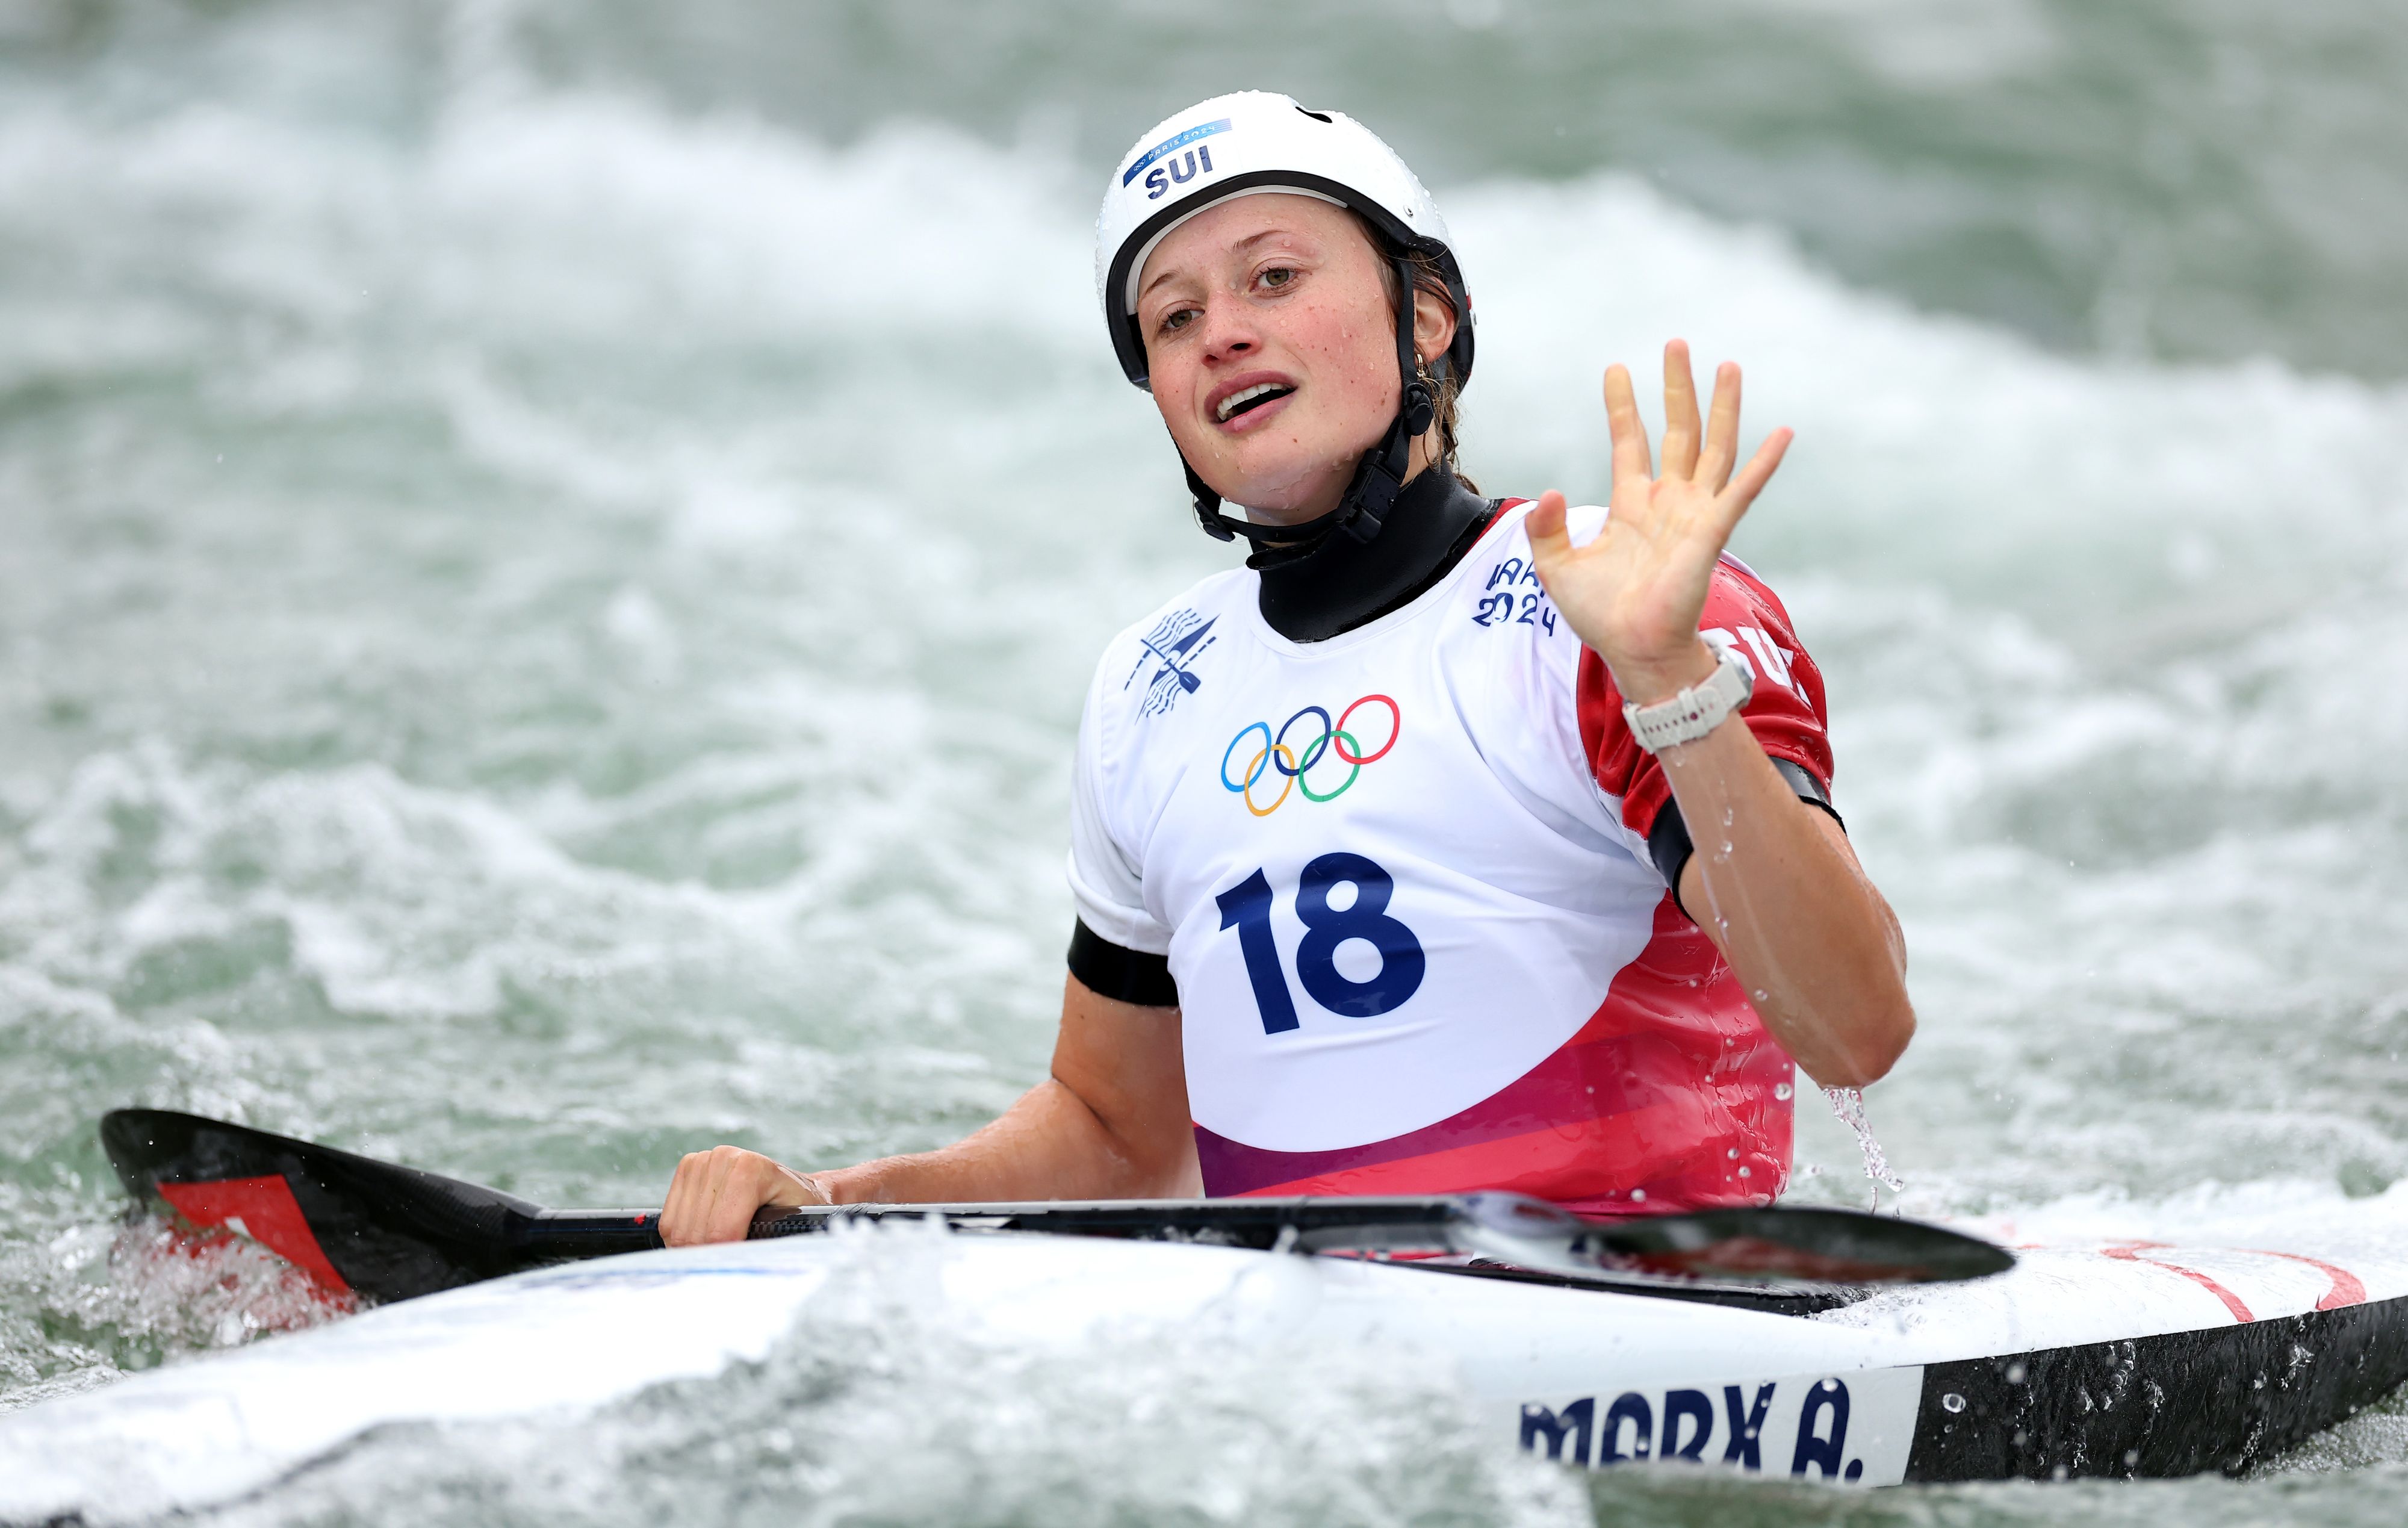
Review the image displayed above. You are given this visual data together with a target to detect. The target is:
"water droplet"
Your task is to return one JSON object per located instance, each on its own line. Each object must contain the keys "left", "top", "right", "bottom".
{"left": 1630, "top": 1188, "right": 1646, "bottom": 1202}
{"left": 2005, "top": 1362, "right": 2028, "bottom": 1385}
{"left": 1826, "top": 1087, "right": 1905, "bottom": 1200}
{"left": 1752, "top": 989, "right": 1770, "bottom": 1002}
{"left": 1727, "top": 1146, "right": 1740, "bottom": 1158}
{"left": 1941, "top": 1393, "right": 1966, "bottom": 1414}
{"left": 1737, "top": 1166, "right": 1751, "bottom": 1178}
{"left": 1773, "top": 1082, "right": 1793, "bottom": 1101}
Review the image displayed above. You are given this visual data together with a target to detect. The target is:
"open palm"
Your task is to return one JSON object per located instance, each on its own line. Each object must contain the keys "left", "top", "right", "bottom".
{"left": 1526, "top": 341, "right": 1792, "bottom": 703}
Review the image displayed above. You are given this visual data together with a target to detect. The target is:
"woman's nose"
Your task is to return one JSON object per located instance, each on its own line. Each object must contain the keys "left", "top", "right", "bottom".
{"left": 1197, "top": 293, "right": 1257, "bottom": 362}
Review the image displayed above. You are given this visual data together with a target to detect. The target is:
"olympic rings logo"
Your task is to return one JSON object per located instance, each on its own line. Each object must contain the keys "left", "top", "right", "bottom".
{"left": 1219, "top": 695, "right": 1401, "bottom": 817}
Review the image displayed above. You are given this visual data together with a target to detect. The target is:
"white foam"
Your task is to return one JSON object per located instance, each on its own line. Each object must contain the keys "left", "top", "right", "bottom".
{"left": 4, "top": 46, "right": 2408, "bottom": 1480}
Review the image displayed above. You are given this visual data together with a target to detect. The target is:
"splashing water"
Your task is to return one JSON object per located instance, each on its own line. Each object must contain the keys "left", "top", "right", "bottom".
{"left": 1825, "top": 1087, "right": 1907, "bottom": 1210}
{"left": 1, "top": 1216, "right": 352, "bottom": 1417}
{"left": 5, "top": 0, "right": 2408, "bottom": 1519}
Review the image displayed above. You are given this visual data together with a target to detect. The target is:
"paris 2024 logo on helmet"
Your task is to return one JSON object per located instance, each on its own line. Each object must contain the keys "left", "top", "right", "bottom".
{"left": 1123, "top": 117, "right": 1230, "bottom": 202}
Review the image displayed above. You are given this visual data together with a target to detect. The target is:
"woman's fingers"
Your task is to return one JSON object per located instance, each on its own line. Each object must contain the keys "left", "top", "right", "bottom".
{"left": 1524, "top": 489, "right": 1573, "bottom": 578}
{"left": 661, "top": 1144, "right": 804, "bottom": 1246}
{"left": 1602, "top": 364, "right": 1652, "bottom": 496}
{"left": 660, "top": 1149, "right": 708, "bottom": 1246}
{"left": 1660, "top": 341, "right": 1701, "bottom": 480}
{"left": 709, "top": 1148, "right": 767, "bottom": 1242}
{"left": 1711, "top": 427, "right": 1793, "bottom": 539}
{"left": 1698, "top": 361, "right": 1743, "bottom": 491}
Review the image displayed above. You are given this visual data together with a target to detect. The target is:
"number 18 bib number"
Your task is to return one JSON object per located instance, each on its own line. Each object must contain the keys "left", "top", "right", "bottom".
{"left": 1213, "top": 853, "right": 1425, "bottom": 1033}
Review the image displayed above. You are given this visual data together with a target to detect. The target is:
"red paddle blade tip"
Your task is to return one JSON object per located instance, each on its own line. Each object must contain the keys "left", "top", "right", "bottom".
{"left": 155, "top": 1175, "right": 353, "bottom": 1295}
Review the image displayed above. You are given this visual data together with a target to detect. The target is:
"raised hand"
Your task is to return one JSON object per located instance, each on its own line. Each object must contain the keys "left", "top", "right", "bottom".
{"left": 1525, "top": 341, "right": 1792, "bottom": 705}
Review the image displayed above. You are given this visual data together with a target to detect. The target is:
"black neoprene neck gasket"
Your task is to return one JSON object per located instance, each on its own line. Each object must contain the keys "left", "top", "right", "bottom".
{"left": 1250, "top": 467, "right": 1498, "bottom": 643}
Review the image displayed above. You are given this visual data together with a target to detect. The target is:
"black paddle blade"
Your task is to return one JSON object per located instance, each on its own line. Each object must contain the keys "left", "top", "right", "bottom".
{"left": 99, "top": 1110, "right": 661, "bottom": 1305}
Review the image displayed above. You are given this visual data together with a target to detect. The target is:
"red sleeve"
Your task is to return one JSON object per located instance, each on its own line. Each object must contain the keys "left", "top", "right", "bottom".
{"left": 1576, "top": 556, "right": 1834, "bottom": 840}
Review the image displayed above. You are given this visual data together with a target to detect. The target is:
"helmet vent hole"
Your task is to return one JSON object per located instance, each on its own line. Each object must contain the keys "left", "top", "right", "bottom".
{"left": 1294, "top": 107, "right": 1335, "bottom": 123}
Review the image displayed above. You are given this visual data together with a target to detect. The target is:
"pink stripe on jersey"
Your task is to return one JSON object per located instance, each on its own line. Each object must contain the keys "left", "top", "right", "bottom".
{"left": 1194, "top": 898, "right": 1796, "bottom": 1213}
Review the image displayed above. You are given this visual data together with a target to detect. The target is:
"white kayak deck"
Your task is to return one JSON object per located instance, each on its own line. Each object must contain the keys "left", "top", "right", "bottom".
{"left": 6, "top": 1190, "right": 2408, "bottom": 1521}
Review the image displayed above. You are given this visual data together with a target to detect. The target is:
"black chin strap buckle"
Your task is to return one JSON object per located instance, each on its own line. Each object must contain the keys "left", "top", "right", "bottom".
{"left": 1184, "top": 459, "right": 1237, "bottom": 541}
{"left": 1338, "top": 415, "right": 1413, "bottom": 544}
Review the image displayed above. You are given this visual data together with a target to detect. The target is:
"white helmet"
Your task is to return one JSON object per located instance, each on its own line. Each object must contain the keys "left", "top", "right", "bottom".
{"left": 1094, "top": 90, "right": 1476, "bottom": 395}
{"left": 1094, "top": 91, "right": 1477, "bottom": 544}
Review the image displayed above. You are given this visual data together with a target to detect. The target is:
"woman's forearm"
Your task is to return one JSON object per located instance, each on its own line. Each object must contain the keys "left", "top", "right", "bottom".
{"left": 1663, "top": 713, "right": 1913, "bottom": 1087}
{"left": 811, "top": 1075, "right": 1194, "bottom": 1205}
{"left": 660, "top": 978, "right": 1197, "bottom": 1244}
{"left": 815, "top": 977, "right": 1201, "bottom": 1205}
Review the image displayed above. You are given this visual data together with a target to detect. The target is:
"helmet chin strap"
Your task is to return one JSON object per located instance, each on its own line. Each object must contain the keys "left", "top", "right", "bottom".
{"left": 1185, "top": 255, "right": 1436, "bottom": 547}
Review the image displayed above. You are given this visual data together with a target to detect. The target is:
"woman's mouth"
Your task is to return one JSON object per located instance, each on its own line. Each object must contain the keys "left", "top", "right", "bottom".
{"left": 1215, "top": 382, "right": 1295, "bottom": 424}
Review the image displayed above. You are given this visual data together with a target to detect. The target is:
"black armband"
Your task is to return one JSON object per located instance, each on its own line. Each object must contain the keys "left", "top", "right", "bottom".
{"left": 1067, "top": 919, "right": 1179, "bottom": 1008}
{"left": 1648, "top": 758, "right": 1844, "bottom": 919}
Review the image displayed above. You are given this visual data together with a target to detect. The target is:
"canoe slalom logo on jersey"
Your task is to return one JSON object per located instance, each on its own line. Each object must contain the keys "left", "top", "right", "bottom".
{"left": 1220, "top": 695, "right": 1400, "bottom": 816}
{"left": 1125, "top": 609, "right": 1218, "bottom": 718}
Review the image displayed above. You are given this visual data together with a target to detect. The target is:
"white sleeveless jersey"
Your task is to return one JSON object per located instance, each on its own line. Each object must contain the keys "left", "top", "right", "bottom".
{"left": 1069, "top": 500, "right": 1821, "bottom": 1211}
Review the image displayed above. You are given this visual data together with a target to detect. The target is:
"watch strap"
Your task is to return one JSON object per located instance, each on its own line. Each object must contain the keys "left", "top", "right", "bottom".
{"left": 1621, "top": 641, "right": 1755, "bottom": 753}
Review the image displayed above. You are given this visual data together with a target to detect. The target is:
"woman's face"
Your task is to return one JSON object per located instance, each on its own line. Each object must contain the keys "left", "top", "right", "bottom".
{"left": 1136, "top": 194, "right": 1450, "bottom": 524}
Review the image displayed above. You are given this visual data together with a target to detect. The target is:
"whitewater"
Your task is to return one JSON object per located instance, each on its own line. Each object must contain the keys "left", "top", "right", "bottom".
{"left": 4, "top": 3, "right": 2407, "bottom": 1524}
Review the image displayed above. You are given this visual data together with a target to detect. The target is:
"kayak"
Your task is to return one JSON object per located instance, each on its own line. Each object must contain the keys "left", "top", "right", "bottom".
{"left": 3, "top": 1188, "right": 2405, "bottom": 1521}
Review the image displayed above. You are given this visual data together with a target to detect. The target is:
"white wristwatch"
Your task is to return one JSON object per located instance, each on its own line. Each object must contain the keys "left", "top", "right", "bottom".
{"left": 1621, "top": 639, "right": 1755, "bottom": 754}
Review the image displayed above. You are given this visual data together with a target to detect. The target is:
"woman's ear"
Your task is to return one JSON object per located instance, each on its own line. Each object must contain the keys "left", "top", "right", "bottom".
{"left": 1412, "top": 284, "right": 1458, "bottom": 368}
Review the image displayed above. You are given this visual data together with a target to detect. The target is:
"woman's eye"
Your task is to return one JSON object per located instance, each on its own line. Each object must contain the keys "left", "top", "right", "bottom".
{"left": 1159, "top": 307, "right": 1197, "bottom": 334}
{"left": 1258, "top": 267, "right": 1296, "bottom": 291}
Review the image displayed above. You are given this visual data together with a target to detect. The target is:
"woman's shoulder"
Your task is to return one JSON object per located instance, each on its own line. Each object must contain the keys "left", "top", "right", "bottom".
{"left": 1079, "top": 565, "right": 1255, "bottom": 728}
{"left": 1115, "top": 565, "right": 1253, "bottom": 642}
{"left": 1096, "top": 567, "right": 1252, "bottom": 671}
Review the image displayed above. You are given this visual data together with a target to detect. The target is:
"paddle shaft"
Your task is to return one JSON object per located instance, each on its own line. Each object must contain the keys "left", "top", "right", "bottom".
{"left": 98, "top": 1110, "right": 2012, "bottom": 1305}
{"left": 514, "top": 1196, "right": 1484, "bottom": 1259}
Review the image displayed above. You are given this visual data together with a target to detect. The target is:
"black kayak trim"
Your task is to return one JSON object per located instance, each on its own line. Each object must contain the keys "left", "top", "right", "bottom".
{"left": 1904, "top": 1293, "right": 2408, "bottom": 1480}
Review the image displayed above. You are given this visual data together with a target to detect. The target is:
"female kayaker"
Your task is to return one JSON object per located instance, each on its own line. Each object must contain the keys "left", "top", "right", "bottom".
{"left": 661, "top": 92, "right": 1913, "bottom": 1244}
